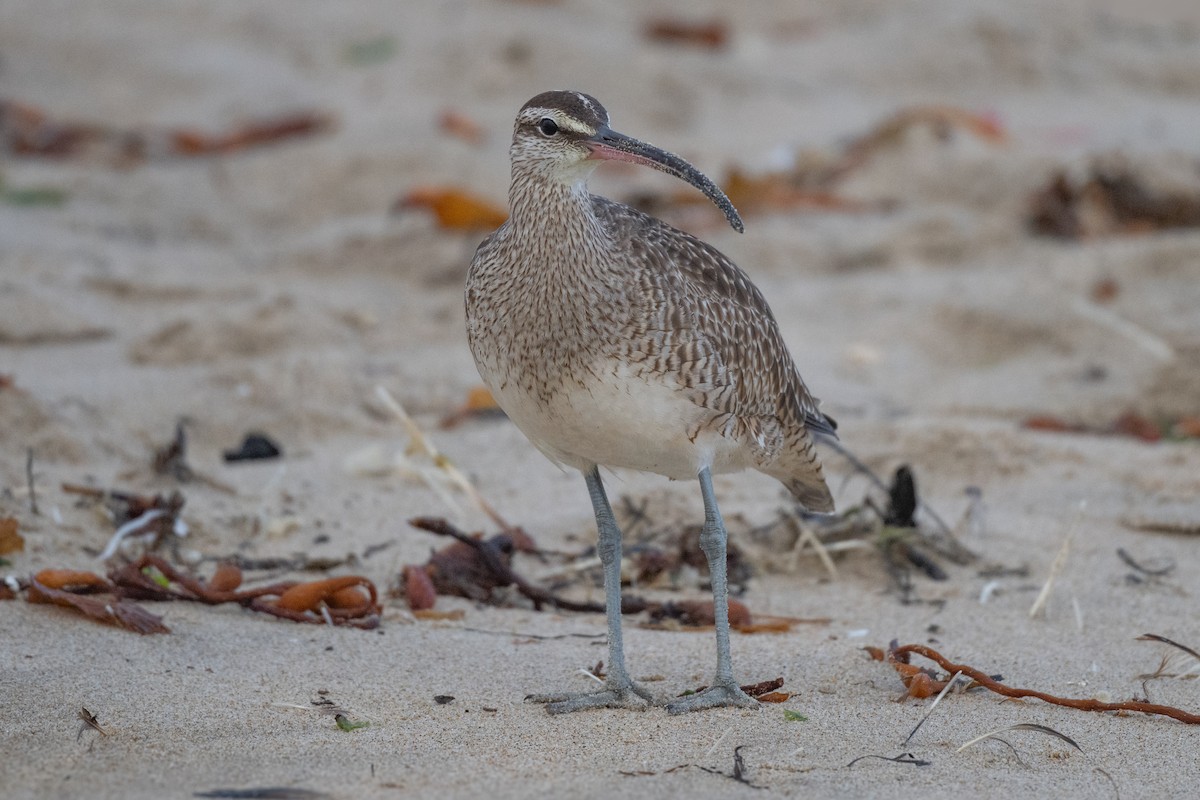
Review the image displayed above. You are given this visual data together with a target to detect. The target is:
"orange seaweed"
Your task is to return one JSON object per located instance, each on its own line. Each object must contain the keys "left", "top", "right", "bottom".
{"left": 403, "top": 564, "right": 438, "bottom": 611}
{"left": 396, "top": 187, "right": 507, "bottom": 230}
{"left": 274, "top": 576, "right": 378, "bottom": 614}
{"left": 207, "top": 562, "right": 243, "bottom": 593}
{"left": 0, "top": 517, "right": 24, "bottom": 555}
{"left": 34, "top": 569, "right": 109, "bottom": 591}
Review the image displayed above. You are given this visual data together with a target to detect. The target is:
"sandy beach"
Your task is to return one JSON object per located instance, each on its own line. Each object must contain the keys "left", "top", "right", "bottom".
{"left": 2, "top": 1, "right": 1199, "bottom": 798}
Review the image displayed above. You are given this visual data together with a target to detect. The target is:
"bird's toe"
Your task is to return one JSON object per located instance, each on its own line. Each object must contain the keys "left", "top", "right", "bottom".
{"left": 526, "top": 681, "right": 655, "bottom": 714}
{"left": 664, "top": 682, "right": 759, "bottom": 715}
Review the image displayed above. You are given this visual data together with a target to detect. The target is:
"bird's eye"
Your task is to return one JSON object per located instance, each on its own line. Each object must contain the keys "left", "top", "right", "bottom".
{"left": 537, "top": 118, "right": 559, "bottom": 137}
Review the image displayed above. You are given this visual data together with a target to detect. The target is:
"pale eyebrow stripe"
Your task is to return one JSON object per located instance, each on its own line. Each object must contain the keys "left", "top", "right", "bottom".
{"left": 554, "top": 118, "right": 595, "bottom": 135}
{"left": 518, "top": 109, "right": 596, "bottom": 136}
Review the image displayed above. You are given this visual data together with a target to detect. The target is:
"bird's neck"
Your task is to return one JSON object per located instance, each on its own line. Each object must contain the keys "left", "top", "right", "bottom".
{"left": 507, "top": 169, "right": 611, "bottom": 263}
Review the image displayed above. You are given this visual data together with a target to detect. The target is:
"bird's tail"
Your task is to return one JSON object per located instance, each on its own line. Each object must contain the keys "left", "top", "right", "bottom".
{"left": 765, "top": 438, "right": 835, "bottom": 513}
{"left": 780, "top": 472, "right": 835, "bottom": 513}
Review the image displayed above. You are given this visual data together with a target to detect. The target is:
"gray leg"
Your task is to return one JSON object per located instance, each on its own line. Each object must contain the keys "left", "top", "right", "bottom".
{"left": 527, "top": 466, "right": 654, "bottom": 713}
{"left": 664, "top": 467, "right": 758, "bottom": 714}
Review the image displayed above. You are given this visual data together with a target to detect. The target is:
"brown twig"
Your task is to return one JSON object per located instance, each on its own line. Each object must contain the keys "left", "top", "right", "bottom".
{"left": 681, "top": 677, "right": 788, "bottom": 702}
{"left": 113, "top": 555, "right": 290, "bottom": 604}
{"left": 28, "top": 573, "right": 169, "bottom": 634}
{"left": 889, "top": 643, "right": 1200, "bottom": 725}
{"left": 2, "top": 100, "right": 332, "bottom": 163}
{"left": 408, "top": 516, "right": 648, "bottom": 614}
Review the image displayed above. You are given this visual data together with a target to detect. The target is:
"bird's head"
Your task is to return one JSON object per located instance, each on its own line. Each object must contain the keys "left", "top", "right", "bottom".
{"left": 510, "top": 90, "right": 743, "bottom": 232}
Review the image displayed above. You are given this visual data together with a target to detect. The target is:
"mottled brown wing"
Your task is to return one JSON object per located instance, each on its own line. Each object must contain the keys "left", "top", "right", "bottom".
{"left": 593, "top": 197, "right": 834, "bottom": 439}
{"left": 593, "top": 197, "right": 835, "bottom": 510}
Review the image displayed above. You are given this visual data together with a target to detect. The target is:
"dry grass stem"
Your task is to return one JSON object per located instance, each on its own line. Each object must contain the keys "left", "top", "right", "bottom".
{"left": 375, "top": 386, "right": 513, "bottom": 532}
{"left": 903, "top": 671, "right": 964, "bottom": 745}
{"left": 1068, "top": 297, "right": 1175, "bottom": 363}
{"left": 957, "top": 722, "right": 1082, "bottom": 754}
{"left": 787, "top": 518, "right": 839, "bottom": 578}
{"left": 1029, "top": 501, "right": 1085, "bottom": 619}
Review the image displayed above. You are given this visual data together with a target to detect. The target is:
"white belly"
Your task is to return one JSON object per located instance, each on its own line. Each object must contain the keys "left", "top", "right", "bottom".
{"left": 489, "top": 363, "right": 753, "bottom": 480}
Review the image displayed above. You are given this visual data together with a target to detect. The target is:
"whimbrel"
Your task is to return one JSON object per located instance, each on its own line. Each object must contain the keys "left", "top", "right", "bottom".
{"left": 465, "top": 90, "right": 836, "bottom": 714}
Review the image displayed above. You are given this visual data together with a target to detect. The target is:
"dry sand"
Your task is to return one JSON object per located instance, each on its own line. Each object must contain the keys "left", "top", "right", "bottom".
{"left": 2, "top": 1, "right": 1199, "bottom": 798}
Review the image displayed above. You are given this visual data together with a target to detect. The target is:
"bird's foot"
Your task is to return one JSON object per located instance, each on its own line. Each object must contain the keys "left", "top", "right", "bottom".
{"left": 664, "top": 680, "right": 759, "bottom": 715}
{"left": 527, "top": 679, "right": 655, "bottom": 714}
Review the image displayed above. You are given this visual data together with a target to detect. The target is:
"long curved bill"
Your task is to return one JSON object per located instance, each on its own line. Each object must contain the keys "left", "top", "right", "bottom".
{"left": 585, "top": 126, "right": 744, "bottom": 233}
